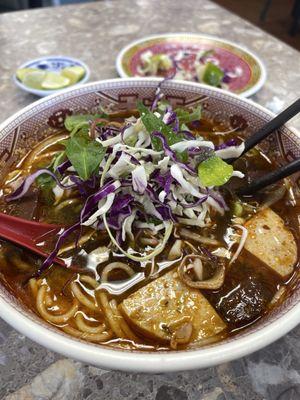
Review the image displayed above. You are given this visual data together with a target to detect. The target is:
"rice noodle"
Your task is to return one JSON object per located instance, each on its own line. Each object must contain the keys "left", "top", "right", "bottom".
{"left": 98, "top": 291, "right": 124, "bottom": 338}
{"left": 229, "top": 225, "right": 248, "bottom": 266}
{"left": 62, "top": 325, "right": 113, "bottom": 342}
{"left": 183, "top": 240, "right": 198, "bottom": 253}
{"left": 29, "top": 278, "right": 38, "bottom": 297}
{"left": 36, "top": 285, "right": 78, "bottom": 324}
{"left": 178, "top": 228, "right": 221, "bottom": 246}
{"left": 75, "top": 313, "right": 106, "bottom": 334}
{"left": 80, "top": 275, "right": 99, "bottom": 289}
{"left": 101, "top": 262, "right": 135, "bottom": 282}
{"left": 109, "top": 299, "right": 139, "bottom": 341}
{"left": 70, "top": 281, "right": 101, "bottom": 312}
{"left": 168, "top": 240, "right": 183, "bottom": 260}
{"left": 149, "top": 257, "right": 156, "bottom": 277}
{"left": 97, "top": 262, "right": 135, "bottom": 338}
{"left": 269, "top": 286, "right": 287, "bottom": 306}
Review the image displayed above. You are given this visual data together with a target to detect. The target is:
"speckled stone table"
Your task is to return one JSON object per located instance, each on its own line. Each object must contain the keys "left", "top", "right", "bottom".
{"left": 0, "top": 1, "right": 300, "bottom": 399}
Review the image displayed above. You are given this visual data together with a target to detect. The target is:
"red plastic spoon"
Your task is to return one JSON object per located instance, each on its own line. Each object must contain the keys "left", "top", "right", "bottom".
{"left": 0, "top": 212, "right": 67, "bottom": 267}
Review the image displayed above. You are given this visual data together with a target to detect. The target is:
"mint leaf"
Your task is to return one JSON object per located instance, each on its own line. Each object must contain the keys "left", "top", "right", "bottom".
{"left": 64, "top": 113, "right": 107, "bottom": 135}
{"left": 175, "top": 105, "right": 202, "bottom": 126}
{"left": 202, "top": 63, "right": 224, "bottom": 87}
{"left": 65, "top": 131, "right": 106, "bottom": 180}
{"left": 198, "top": 156, "right": 233, "bottom": 187}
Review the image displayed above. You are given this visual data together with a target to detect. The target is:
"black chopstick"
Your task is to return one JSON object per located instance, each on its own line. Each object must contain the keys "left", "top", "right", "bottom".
{"left": 228, "top": 98, "right": 300, "bottom": 164}
{"left": 236, "top": 158, "right": 300, "bottom": 196}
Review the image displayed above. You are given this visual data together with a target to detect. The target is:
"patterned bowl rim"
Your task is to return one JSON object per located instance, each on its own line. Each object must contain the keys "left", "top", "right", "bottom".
{"left": 13, "top": 55, "right": 91, "bottom": 98}
{"left": 0, "top": 77, "right": 299, "bottom": 373}
{"left": 115, "top": 33, "right": 267, "bottom": 98}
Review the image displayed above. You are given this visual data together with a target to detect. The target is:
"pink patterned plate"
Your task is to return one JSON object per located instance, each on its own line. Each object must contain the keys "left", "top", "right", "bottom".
{"left": 116, "top": 33, "right": 267, "bottom": 97}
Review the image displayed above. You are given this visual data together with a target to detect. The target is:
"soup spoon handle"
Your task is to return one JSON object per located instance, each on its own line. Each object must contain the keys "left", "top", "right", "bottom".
{"left": 237, "top": 158, "right": 300, "bottom": 196}
{"left": 0, "top": 212, "right": 66, "bottom": 268}
{"left": 229, "top": 98, "right": 300, "bottom": 163}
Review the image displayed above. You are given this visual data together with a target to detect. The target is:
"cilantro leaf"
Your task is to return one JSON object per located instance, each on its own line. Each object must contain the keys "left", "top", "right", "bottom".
{"left": 175, "top": 105, "right": 202, "bottom": 126}
{"left": 65, "top": 131, "right": 106, "bottom": 180}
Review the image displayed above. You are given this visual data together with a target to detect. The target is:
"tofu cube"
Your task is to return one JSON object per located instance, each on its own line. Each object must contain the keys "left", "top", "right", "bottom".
{"left": 244, "top": 208, "right": 297, "bottom": 277}
{"left": 120, "top": 270, "right": 226, "bottom": 345}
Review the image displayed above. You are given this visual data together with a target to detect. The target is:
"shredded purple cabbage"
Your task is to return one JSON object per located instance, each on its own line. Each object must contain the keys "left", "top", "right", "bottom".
{"left": 215, "top": 138, "right": 237, "bottom": 150}
{"left": 5, "top": 169, "right": 75, "bottom": 202}
{"left": 182, "top": 195, "right": 208, "bottom": 208}
{"left": 156, "top": 204, "right": 177, "bottom": 222}
{"left": 37, "top": 222, "right": 80, "bottom": 276}
{"left": 56, "top": 160, "right": 71, "bottom": 175}
{"left": 207, "top": 189, "right": 228, "bottom": 211}
{"left": 5, "top": 79, "right": 241, "bottom": 274}
{"left": 80, "top": 181, "right": 121, "bottom": 223}
{"left": 152, "top": 131, "right": 195, "bottom": 175}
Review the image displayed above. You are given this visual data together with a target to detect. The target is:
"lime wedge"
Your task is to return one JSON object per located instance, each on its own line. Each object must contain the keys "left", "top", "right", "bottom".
{"left": 41, "top": 72, "right": 70, "bottom": 90}
{"left": 61, "top": 66, "right": 85, "bottom": 85}
{"left": 16, "top": 67, "right": 39, "bottom": 82}
{"left": 22, "top": 70, "right": 47, "bottom": 89}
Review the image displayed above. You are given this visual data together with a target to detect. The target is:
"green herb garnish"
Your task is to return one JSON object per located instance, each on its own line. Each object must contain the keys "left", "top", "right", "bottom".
{"left": 198, "top": 156, "right": 233, "bottom": 187}
{"left": 231, "top": 200, "right": 243, "bottom": 217}
{"left": 36, "top": 173, "right": 55, "bottom": 205}
{"left": 175, "top": 105, "right": 202, "bottom": 126}
{"left": 202, "top": 62, "right": 224, "bottom": 87}
{"left": 64, "top": 113, "right": 108, "bottom": 135}
{"left": 64, "top": 131, "right": 106, "bottom": 180}
{"left": 137, "top": 101, "right": 187, "bottom": 161}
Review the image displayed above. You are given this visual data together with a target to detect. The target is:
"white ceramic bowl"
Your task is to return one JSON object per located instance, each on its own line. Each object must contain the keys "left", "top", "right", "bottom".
{"left": 13, "top": 55, "right": 90, "bottom": 97}
{"left": 0, "top": 78, "right": 299, "bottom": 372}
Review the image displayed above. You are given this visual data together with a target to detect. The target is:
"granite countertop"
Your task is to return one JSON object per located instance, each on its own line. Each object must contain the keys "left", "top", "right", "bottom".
{"left": 0, "top": 1, "right": 300, "bottom": 399}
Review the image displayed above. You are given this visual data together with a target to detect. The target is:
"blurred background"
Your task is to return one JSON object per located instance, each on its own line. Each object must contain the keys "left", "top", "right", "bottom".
{"left": 0, "top": 0, "right": 299, "bottom": 51}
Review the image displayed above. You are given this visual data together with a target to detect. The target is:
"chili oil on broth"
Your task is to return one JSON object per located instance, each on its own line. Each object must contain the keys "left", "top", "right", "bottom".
{"left": 0, "top": 112, "right": 298, "bottom": 351}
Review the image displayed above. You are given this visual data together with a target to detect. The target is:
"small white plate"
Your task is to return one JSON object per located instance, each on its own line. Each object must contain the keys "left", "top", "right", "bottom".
{"left": 14, "top": 55, "right": 90, "bottom": 97}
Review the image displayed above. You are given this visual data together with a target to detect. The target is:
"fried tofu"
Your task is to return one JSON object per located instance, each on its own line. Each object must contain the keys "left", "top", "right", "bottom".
{"left": 120, "top": 270, "right": 226, "bottom": 345}
{"left": 244, "top": 208, "right": 297, "bottom": 277}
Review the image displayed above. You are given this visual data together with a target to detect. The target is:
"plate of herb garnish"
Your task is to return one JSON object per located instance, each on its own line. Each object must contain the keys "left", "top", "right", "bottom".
{"left": 116, "top": 33, "right": 266, "bottom": 97}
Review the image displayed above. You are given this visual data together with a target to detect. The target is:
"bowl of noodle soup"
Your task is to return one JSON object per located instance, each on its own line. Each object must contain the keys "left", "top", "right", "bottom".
{"left": 0, "top": 78, "right": 299, "bottom": 372}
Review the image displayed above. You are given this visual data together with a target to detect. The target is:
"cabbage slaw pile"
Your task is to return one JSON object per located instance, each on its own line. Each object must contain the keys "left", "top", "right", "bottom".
{"left": 6, "top": 85, "right": 245, "bottom": 274}
{"left": 138, "top": 49, "right": 242, "bottom": 89}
